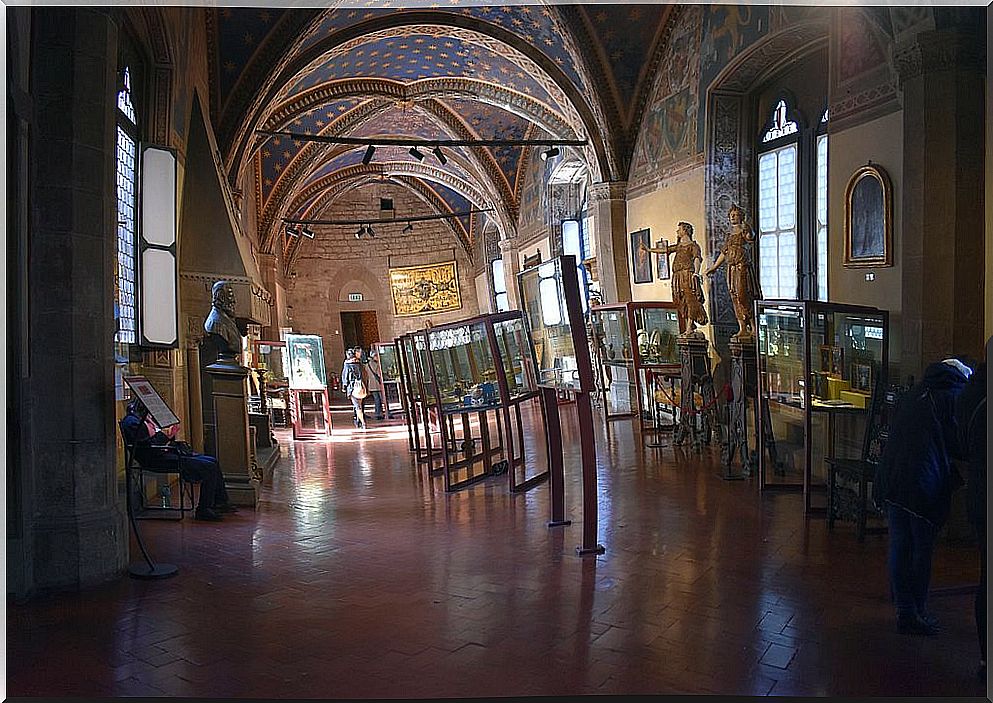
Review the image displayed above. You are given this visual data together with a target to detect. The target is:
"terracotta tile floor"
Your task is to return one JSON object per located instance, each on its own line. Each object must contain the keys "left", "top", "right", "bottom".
{"left": 7, "top": 405, "right": 987, "bottom": 698}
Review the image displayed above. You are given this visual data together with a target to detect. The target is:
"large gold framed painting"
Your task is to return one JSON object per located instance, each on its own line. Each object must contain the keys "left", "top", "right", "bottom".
{"left": 389, "top": 261, "right": 462, "bottom": 317}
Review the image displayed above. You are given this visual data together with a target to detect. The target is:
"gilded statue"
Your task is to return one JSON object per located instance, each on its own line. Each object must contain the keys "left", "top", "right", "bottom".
{"left": 704, "top": 204, "right": 762, "bottom": 342}
{"left": 640, "top": 222, "right": 708, "bottom": 337}
{"left": 203, "top": 280, "right": 243, "bottom": 361}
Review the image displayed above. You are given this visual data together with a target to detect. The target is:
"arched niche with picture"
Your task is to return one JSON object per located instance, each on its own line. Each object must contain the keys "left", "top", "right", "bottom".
{"left": 844, "top": 163, "right": 893, "bottom": 268}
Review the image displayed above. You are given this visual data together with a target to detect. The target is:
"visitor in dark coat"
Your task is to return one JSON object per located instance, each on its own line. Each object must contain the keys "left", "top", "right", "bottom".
{"left": 875, "top": 358, "right": 972, "bottom": 636}
{"left": 955, "top": 358, "right": 987, "bottom": 677}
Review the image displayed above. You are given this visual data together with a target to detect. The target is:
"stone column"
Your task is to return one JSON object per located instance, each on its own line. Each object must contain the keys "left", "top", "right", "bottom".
{"left": 589, "top": 181, "right": 631, "bottom": 303}
{"left": 258, "top": 252, "right": 279, "bottom": 340}
{"left": 895, "top": 25, "right": 986, "bottom": 377}
{"left": 20, "top": 8, "right": 128, "bottom": 592}
{"left": 499, "top": 236, "right": 521, "bottom": 309}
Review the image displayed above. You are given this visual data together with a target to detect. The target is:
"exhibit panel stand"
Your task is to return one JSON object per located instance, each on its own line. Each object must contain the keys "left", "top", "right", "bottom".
{"left": 289, "top": 387, "right": 333, "bottom": 440}
{"left": 518, "top": 256, "right": 603, "bottom": 557}
{"left": 205, "top": 360, "right": 261, "bottom": 509}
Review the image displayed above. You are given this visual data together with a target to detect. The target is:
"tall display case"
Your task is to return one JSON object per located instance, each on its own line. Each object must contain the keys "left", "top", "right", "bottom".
{"left": 283, "top": 333, "right": 332, "bottom": 439}
{"left": 589, "top": 302, "right": 680, "bottom": 428}
{"left": 421, "top": 311, "right": 545, "bottom": 492}
{"left": 756, "top": 300, "right": 889, "bottom": 514}
{"left": 373, "top": 341, "right": 403, "bottom": 418}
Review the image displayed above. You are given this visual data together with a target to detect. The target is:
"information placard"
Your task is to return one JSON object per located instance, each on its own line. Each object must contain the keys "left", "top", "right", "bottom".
{"left": 123, "top": 375, "right": 181, "bottom": 428}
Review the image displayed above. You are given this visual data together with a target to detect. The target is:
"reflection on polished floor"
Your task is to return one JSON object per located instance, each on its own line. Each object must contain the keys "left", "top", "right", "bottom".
{"left": 8, "top": 407, "right": 985, "bottom": 698}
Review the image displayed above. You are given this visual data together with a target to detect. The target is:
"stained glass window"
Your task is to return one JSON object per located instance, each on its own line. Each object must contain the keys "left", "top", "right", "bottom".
{"left": 115, "top": 67, "right": 139, "bottom": 345}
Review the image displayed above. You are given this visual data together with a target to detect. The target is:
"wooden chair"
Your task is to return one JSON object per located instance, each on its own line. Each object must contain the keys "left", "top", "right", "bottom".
{"left": 119, "top": 420, "right": 197, "bottom": 520}
{"left": 826, "top": 377, "right": 906, "bottom": 541}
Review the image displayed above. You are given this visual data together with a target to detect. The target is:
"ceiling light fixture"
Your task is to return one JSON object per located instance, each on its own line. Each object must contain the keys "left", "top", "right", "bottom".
{"left": 540, "top": 147, "right": 560, "bottom": 161}
{"left": 403, "top": 222, "right": 414, "bottom": 233}
{"left": 301, "top": 226, "right": 315, "bottom": 239}
{"left": 286, "top": 225, "right": 300, "bottom": 237}
{"left": 409, "top": 146, "right": 425, "bottom": 161}
{"left": 432, "top": 146, "right": 447, "bottom": 165}
{"left": 362, "top": 144, "right": 376, "bottom": 165}
{"left": 366, "top": 224, "right": 376, "bottom": 237}
{"left": 355, "top": 226, "right": 366, "bottom": 239}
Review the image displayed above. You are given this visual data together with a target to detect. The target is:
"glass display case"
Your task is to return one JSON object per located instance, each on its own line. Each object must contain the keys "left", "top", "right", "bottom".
{"left": 373, "top": 341, "right": 403, "bottom": 418}
{"left": 589, "top": 302, "right": 680, "bottom": 427}
{"left": 282, "top": 333, "right": 332, "bottom": 438}
{"left": 422, "top": 312, "right": 545, "bottom": 492}
{"left": 756, "top": 300, "right": 889, "bottom": 514}
{"left": 517, "top": 257, "right": 594, "bottom": 393}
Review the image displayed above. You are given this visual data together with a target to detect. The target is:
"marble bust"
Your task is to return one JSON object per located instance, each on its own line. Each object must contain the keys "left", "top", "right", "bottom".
{"left": 203, "top": 280, "right": 242, "bottom": 362}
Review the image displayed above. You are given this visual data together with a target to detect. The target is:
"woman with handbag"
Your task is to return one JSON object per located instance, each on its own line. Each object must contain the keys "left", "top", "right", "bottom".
{"left": 341, "top": 347, "right": 368, "bottom": 429}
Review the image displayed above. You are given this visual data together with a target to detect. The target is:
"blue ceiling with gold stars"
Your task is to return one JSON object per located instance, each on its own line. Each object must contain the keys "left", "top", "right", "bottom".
{"left": 215, "top": 7, "right": 287, "bottom": 112}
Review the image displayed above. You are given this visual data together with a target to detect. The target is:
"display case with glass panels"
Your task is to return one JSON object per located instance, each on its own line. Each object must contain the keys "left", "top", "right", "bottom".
{"left": 516, "top": 256, "right": 594, "bottom": 393}
{"left": 373, "top": 341, "right": 403, "bottom": 417}
{"left": 491, "top": 312, "right": 539, "bottom": 401}
{"left": 589, "top": 302, "right": 680, "bottom": 425}
{"left": 756, "top": 300, "right": 889, "bottom": 515}
{"left": 426, "top": 318, "right": 501, "bottom": 413}
{"left": 282, "top": 333, "right": 332, "bottom": 438}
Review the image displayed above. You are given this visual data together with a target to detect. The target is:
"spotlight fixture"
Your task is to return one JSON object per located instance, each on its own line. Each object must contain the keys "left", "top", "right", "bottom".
{"left": 366, "top": 224, "right": 376, "bottom": 238}
{"left": 403, "top": 222, "right": 414, "bottom": 233}
{"left": 362, "top": 144, "right": 376, "bottom": 165}
{"left": 355, "top": 226, "right": 365, "bottom": 239}
{"left": 432, "top": 146, "right": 447, "bottom": 165}
{"left": 540, "top": 147, "right": 560, "bottom": 161}
{"left": 301, "top": 226, "right": 315, "bottom": 239}
{"left": 409, "top": 146, "right": 425, "bottom": 161}
{"left": 286, "top": 225, "right": 300, "bottom": 237}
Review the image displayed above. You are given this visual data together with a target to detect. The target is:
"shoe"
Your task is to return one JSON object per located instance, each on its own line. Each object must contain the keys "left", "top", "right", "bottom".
{"left": 194, "top": 508, "right": 223, "bottom": 522}
{"left": 896, "top": 613, "right": 939, "bottom": 636}
{"left": 214, "top": 503, "right": 238, "bottom": 514}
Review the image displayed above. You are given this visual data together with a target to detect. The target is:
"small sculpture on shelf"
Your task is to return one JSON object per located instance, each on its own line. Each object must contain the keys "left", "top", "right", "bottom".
{"left": 203, "top": 280, "right": 244, "bottom": 363}
{"left": 705, "top": 204, "right": 762, "bottom": 342}
{"left": 640, "top": 222, "right": 708, "bottom": 338}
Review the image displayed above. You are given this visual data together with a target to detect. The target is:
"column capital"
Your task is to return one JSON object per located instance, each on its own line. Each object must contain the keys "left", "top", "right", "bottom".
{"left": 893, "top": 28, "right": 985, "bottom": 84}
{"left": 589, "top": 180, "right": 628, "bottom": 203}
{"left": 498, "top": 236, "right": 519, "bottom": 253}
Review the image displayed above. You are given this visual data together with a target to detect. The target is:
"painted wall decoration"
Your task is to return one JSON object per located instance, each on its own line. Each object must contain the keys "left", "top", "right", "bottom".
{"left": 844, "top": 164, "right": 892, "bottom": 268}
{"left": 630, "top": 229, "right": 653, "bottom": 284}
{"left": 838, "top": 9, "right": 886, "bottom": 83}
{"left": 518, "top": 146, "right": 554, "bottom": 232}
{"left": 389, "top": 261, "right": 463, "bottom": 316}
{"left": 631, "top": 6, "right": 703, "bottom": 181}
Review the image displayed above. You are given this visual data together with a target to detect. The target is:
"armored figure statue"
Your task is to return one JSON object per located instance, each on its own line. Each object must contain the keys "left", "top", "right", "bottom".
{"left": 705, "top": 204, "right": 762, "bottom": 342}
{"left": 203, "top": 280, "right": 242, "bottom": 361}
{"left": 640, "top": 222, "right": 709, "bottom": 337}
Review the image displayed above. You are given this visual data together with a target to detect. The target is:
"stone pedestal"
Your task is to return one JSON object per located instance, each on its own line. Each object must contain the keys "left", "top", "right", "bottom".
{"left": 673, "top": 335, "right": 719, "bottom": 451}
{"left": 721, "top": 338, "right": 757, "bottom": 478}
{"left": 205, "top": 359, "right": 260, "bottom": 509}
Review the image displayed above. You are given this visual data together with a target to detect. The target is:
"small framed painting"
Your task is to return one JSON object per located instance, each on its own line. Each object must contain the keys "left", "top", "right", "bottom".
{"left": 630, "top": 229, "right": 653, "bottom": 284}
{"left": 655, "top": 239, "right": 671, "bottom": 280}
{"left": 851, "top": 361, "right": 874, "bottom": 393}
{"left": 844, "top": 163, "right": 893, "bottom": 268}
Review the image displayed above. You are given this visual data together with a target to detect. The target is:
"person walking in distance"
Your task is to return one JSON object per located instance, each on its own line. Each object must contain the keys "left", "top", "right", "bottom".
{"left": 366, "top": 346, "right": 386, "bottom": 421}
{"left": 341, "top": 347, "right": 368, "bottom": 429}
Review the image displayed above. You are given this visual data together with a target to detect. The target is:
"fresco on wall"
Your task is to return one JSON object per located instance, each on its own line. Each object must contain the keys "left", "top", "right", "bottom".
{"left": 517, "top": 147, "right": 552, "bottom": 232}
{"left": 630, "top": 6, "right": 702, "bottom": 182}
{"left": 838, "top": 9, "right": 886, "bottom": 83}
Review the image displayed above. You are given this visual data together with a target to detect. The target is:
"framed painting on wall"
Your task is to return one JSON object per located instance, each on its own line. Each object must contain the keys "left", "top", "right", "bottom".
{"left": 844, "top": 163, "right": 893, "bottom": 268}
{"left": 630, "top": 229, "right": 653, "bottom": 284}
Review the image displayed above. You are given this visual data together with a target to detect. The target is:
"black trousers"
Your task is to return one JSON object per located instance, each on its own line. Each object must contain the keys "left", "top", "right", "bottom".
{"left": 180, "top": 454, "right": 229, "bottom": 510}
{"left": 978, "top": 523, "right": 987, "bottom": 662}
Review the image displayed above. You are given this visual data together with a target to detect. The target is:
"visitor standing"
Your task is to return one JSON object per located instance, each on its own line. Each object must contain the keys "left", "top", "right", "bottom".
{"left": 367, "top": 347, "right": 386, "bottom": 421}
{"left": 875, "top": 358, "right": 972, "bottom": 636}
{"left": 341, "top": 347, "right": 368, "bottom": 429}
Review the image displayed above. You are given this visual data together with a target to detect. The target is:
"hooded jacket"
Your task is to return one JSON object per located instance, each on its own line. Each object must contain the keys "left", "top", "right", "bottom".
{"left": 875, "top": 361, "right": 970, "bottom": 527}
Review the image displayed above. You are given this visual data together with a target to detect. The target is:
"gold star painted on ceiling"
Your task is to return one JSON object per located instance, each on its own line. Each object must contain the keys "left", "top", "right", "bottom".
{"left": 221, "top": 8, "right": 232, "bottom": 19}
{"left": 244, "top": 33, "right": 255, "bottom": 45}
{"left": 611, "top": 50, "right": 623, "bottom": 61}
{"left": 259, "top": 10, "right": 271, "bottom": 23}
{"left": 294, "top": 119, "right": 303, "bottom": 126}
{"left": 274, "top": 162, "right": 283, "bottom": 172}
{"left": 224, "top": 60, "right": 236, "bottom": 73}
{"left": 262, "top": 149, "right": 272, "bottom": 159}
{"left": 630, "top": 8, "right": 643, "bottom": 21}
{"left": 264, "top": 178, "right": 273, "bottom": 187}
{"left": 272, "top": 137, "right": 281, "bottom": 145}
{"left": 293, "top": 140, "right": 302, "bottom": 147}
{"left": 282, "top": 150, "right": 291, "bottom": 160}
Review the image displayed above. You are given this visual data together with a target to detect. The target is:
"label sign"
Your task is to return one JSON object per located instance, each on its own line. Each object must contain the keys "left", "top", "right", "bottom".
{"left": 348, "top": 293, "right": 363, "bottom": 302}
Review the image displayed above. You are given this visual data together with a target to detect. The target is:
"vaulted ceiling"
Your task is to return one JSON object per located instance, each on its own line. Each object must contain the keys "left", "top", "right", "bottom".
{"left": 208, "top": 3, "right": 672, "bottom": 263}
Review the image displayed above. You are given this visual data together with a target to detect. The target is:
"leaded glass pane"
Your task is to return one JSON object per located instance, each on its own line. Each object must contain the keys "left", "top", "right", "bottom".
{"left": 116, "top": 125, "right": 138, "bottom": 345}
{"left": 816, "top": 134, "right": 829, "bottom": 301}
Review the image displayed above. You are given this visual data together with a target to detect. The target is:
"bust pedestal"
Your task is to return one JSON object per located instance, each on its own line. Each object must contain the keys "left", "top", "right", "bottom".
{"left": 205, "top": 357, "right": 260, "bottom": 509}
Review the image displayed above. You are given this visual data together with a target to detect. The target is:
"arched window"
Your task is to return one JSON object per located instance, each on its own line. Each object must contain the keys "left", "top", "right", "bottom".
{"left": 757, "top": 99, "right": 799, "bottom": 299}
{"left": 115, "top": 66, "right": 139, "bottom": 346}
{"left": 815, "top": 108, "right": 829, "bottom": 301}
{"left": 491, "top": 258, "right": 509, "bottom": 312}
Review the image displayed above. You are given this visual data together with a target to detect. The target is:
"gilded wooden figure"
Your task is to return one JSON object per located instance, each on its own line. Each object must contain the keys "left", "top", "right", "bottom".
{"left": 640, "top": 222, "right": 708, "bottom": 337}
{"left": 705, "top": 204, "right": 762, "bottom": 341}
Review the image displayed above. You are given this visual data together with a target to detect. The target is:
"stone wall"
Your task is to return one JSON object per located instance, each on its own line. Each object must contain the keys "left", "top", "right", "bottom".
{"left": 287, "top": 183, "right": 480, "bottom": 376}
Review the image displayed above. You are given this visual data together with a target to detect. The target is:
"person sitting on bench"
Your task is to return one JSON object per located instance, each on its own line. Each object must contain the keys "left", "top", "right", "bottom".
{"left": 121, "top": 399, "right": 236, "bottom": 522}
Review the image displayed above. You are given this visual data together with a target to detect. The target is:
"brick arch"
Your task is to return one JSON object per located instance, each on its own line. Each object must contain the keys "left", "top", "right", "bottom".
{"left": 223, "top": 11, "right": 616, "bottom": 194}
{"left": 259, "top": 98, "right": 514, "bottom": 251}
